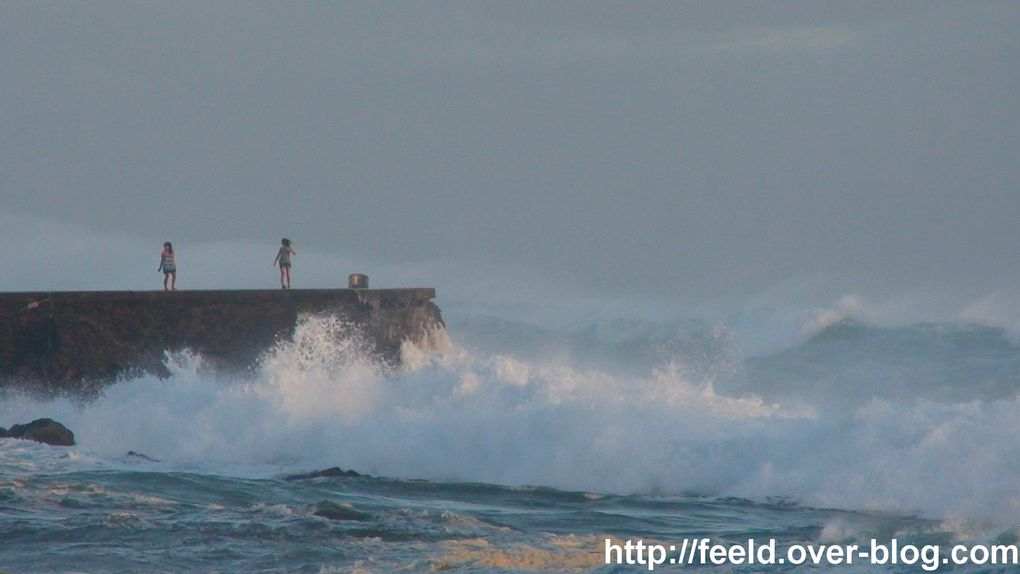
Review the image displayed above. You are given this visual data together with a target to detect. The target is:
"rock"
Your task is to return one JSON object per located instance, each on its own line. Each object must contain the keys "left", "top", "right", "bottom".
{"left": 126, "top": 450, "right": 159, "bottom": 462}
{"left": 3, "top": 418, "right": 76, "bottom": 446}
{"left": 310, "top": 501, "right": 373, "bottom": 521}
{"left": 284, "top": 466, "right": 364, "bottom": 481}
{"left": 0, "top": 289, "right": 444, "bottom": 394}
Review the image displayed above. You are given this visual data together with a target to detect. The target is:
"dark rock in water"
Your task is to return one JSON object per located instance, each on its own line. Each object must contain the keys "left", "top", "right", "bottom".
{"left": 284, "top": 466, "right": 364, "bottom": 481}
{"left": 3, "top": 418, "right": 76, "bottom": 446}
{"left": 0, "top": 427, "right": 5, "bottom": 435}
{"left": 126, "top": 450, "right": 159, "bottom": 462}
{"left": 310, "top": 501, "right": 373, "bottom": 522}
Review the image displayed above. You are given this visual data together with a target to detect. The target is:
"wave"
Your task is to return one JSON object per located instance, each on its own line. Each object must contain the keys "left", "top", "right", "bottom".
{"left": 737, "top": 319, "right": 1020, "bottom": 408}
{"left": 3, "top": 310, "right": 1020, "bottom": 528}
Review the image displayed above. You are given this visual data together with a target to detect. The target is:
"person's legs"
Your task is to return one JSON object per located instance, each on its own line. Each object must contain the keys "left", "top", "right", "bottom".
{"left": 170, "top": 271, "right": 176, "bottom": 290}
{"left": 280, "top": 267, "right": 287, "bottom": 289}
{"left": 164, "top": 272, "right": 170, "bottom": 291}
{"left": 285, "top": 267, "right": 292, "bottom": 289}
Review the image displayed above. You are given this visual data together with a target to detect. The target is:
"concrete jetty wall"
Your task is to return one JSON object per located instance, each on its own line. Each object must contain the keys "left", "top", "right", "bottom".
{"left": 0, "top": 289, "right": 443, "bottom": 394}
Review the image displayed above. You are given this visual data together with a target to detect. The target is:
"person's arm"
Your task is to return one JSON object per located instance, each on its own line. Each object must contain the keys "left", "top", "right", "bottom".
{"left": 158, "top": 254, "right": 164, "bottom": 272}
{"left": 273, "top": 249, "right": 281, "bottom": 266}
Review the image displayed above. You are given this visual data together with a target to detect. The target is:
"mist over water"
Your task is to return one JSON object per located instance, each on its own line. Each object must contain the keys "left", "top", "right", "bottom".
{"left": 4, "top": 303, "right": 1020, "bottom": 530}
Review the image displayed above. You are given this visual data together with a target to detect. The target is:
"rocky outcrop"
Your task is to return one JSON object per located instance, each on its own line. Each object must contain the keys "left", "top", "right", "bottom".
{"left": 284, "top": 466, "right": 365, "bottom": 481}
{"left": 0, "top": 288, "right": 444, "bottom": 395}
{"left": 1, "top": 418, "right": 76, "bottom": 446}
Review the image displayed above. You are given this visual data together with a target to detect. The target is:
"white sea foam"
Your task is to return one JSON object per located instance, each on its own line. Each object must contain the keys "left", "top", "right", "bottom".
{"left": 2, "top": 310, "right": 1020, "bottom": 528}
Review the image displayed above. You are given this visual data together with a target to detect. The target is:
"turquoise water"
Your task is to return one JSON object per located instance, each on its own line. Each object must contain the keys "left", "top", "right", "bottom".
{"left": 0, "top": 446, "right": 940, "bottom": 573}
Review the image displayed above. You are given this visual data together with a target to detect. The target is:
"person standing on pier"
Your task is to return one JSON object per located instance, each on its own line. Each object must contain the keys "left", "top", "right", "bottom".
{"left": 158, "top": 242, "right": 177, "bottom": 291}
{"left": 274, "top": 238, "right": 296, "bottom": 289}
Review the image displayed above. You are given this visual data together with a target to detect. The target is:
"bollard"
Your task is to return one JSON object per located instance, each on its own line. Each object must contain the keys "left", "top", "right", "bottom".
{"left": 348, "top": 274, "right": 369, "bottom": 289}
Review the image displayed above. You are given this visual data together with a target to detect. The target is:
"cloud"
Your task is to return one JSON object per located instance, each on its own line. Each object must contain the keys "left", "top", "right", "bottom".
{"left": 704, "top": 25, "right": 858, "bottom": 54}
{"left": 2, "top": 4, "right": 1019, "bottom": 304}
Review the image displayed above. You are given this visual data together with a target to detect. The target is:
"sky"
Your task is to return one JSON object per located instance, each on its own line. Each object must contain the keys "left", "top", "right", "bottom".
{"left": 2, "top": 2, "right": 1019, "bottom": 315}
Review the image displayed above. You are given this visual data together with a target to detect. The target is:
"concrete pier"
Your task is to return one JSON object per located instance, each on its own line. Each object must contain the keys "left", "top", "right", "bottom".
{"left": 0, "top": 289, "right": 443, "bottom": 394}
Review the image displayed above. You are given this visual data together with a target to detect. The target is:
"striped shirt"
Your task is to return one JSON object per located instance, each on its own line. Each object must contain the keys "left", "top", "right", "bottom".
{"left": 160, "top": 251, "right": 176, "bottom": 272}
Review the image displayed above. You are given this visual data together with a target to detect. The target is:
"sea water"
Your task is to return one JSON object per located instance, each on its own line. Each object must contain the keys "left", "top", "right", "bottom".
{"left": 2, "top": 305, "right": 1020, "bottom": 572}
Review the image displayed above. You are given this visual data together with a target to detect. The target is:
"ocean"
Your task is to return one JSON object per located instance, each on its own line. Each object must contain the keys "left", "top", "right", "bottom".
{"left": 2, "top": 304, "right": 1020, "bottom": 573}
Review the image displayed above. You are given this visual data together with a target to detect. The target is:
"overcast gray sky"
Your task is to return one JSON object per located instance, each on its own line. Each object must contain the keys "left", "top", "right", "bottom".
{"left": 2, "top": 2, "right": 1019, "bottom": 310}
